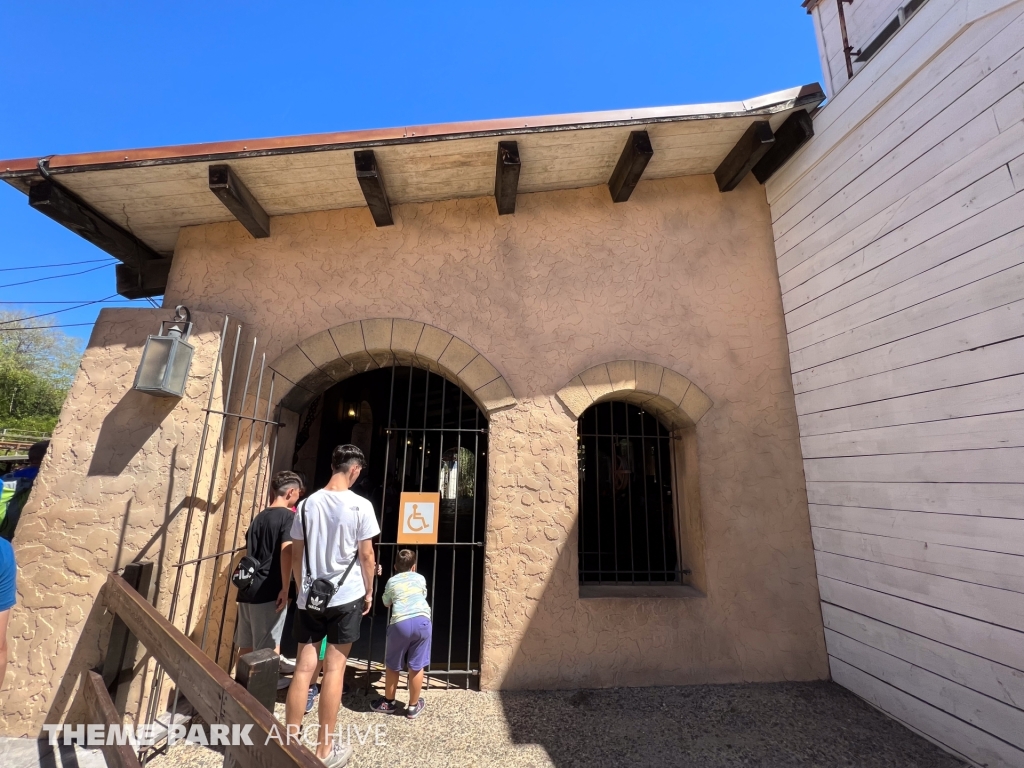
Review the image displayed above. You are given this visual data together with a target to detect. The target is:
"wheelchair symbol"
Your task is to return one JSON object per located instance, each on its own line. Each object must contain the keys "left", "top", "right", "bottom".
{"left": 407, "top": 504, "right": 428, "bottom": 532}
{"left": 403, "top": 501, "right": 434, "bottom": 535}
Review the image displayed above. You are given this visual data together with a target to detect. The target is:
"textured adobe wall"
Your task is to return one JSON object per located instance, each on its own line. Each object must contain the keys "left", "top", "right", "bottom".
{"left": 1, "top": 309, "right": 227, "bottom": 736}
{"left": 160, "top": 174, "right": 827, "bottom": 690}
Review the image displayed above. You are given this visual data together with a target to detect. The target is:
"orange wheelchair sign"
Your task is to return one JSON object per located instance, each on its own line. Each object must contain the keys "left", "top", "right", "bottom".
{"left": 397, "top": 492, "right": 440, "bottom": 544}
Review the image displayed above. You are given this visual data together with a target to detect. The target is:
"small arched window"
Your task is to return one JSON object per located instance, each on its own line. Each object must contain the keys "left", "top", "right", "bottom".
{"left": 577, "top": 401, "right": 683, "bottom": 587}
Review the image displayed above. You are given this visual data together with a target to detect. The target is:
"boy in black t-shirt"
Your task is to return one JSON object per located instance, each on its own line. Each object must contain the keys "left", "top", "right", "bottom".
{"left": 235, "top": 471, "right": 303, "bottom": 656}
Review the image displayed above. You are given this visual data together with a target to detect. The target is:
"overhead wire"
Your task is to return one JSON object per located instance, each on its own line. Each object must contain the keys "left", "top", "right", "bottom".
{"left": 0, "top": 258, "right": 116, "bottom": 273}
{"left": 0, "top": 299, "right": 137, "bottom": 305}
{"left": 0, "top": 295, "right": 119, "bottom": 325}
{"left": 0, "top": 263, "right": 111, "bottom": 289}
{"left": 0, "top": 323, "right": 96, "bottom": 331}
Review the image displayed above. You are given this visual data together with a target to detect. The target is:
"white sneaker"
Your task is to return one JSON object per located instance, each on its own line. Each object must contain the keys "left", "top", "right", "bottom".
{"left": 279, "top": 656, "right": 296, "bottom": 673}
{"left": 321, "top": 742, "right": 352, "bottom": 768}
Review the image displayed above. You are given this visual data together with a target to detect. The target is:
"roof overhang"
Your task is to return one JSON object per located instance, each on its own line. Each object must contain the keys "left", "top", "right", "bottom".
{"left": 0, "top": 83, "right": 823, "bottom": 292}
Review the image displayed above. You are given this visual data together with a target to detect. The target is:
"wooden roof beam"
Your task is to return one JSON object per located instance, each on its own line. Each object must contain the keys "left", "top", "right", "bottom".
{"left": 354, "top": 150, "right": 393, "bottom": 227}
{"left": 608, "top": 131, "right": 654, "bottom": 203}
{"left": 208, "top": 164, "right": 270, "bottom": 238}
{"left": 494, "top": 141, "right": 521, "bottom": 216}
{"left": 714, "top": 121, "right": 775, "bottom": 192}
{"left": 752, "top": 110, "right": 814, "bottom": 184}
{"left": 28, "top": 178, "right": 170, "bottom": 299}
{"left": 115, "top": 259, "right": 172, "bottom": 300}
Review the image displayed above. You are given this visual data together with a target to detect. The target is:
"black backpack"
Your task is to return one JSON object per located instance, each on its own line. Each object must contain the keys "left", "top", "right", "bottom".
{"left": 231, "top": 524, "right": 274, "bottom": 603}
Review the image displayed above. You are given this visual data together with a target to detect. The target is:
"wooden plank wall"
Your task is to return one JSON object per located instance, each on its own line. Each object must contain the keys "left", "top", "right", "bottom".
{"left": 767, "top": 0, "right": 1024, "bottom": 765}
{"left": 811, "top": 0, "right": 905, "bottom": 95}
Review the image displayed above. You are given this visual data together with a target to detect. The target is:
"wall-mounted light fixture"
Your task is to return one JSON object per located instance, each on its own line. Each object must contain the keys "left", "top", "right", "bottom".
{"left": 133, "top": 305, "right": 194, "bottom": 398}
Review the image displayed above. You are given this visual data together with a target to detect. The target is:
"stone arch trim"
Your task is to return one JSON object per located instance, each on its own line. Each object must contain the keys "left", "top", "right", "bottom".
{"left": 555, "top": 360, "right": 712, "bottom": 430}
{"left": 268, "top": 319, "right": 516, "bottom": 415}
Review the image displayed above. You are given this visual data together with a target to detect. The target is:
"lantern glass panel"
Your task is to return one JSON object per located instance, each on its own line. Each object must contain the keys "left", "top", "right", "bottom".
{"left": 136, "top": 336, "right": 173, "bottom": 390}
{"left": 166, "top": 340, "right": 194, "bottom": 396}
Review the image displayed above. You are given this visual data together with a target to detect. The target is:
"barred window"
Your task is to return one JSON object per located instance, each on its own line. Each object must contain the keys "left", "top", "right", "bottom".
{"left": 577, "top": 401, "right": 684, "bottom": 587}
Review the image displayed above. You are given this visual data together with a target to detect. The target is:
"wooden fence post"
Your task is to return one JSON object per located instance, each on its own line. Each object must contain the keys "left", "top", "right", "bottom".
{"left": 235, "top": 649, "right": 280, "bottom": 712}
{"left": 101, "top": 561, "right": 155, "bottom": 712}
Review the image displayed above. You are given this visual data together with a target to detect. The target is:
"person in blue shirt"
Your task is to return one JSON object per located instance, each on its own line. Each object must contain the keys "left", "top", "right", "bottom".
{"left": 0, "top": 534, "right": 13, "bottom": 691}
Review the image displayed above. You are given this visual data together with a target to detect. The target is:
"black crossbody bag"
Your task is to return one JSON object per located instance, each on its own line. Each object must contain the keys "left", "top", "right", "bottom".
{"left": 300, "top": 499, "right": 358, "bottom": 619}
{"left": 230, "top": 524, "right": 274, "bottom": 603}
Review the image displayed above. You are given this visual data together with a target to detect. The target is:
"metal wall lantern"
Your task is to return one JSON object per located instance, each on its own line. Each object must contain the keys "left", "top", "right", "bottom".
{"left": 133, "top": 306, "right": 195, "bottom": 398}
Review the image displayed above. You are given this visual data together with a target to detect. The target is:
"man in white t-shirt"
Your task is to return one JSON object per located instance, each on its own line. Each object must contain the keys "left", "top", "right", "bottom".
{"left": 285, "top": 444, "right": 379, "bottom": 767}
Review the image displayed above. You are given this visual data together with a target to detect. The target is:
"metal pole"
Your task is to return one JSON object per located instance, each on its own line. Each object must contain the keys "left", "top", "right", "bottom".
{"left": 639, "top": 410, "right": 653, "bottom": 583}
{"left": 197, "top": 335, "right": 258, "bottom": 655}
{"left": 166, "top": 315, "right": 229, "bottom": 626}
{"left": 653, "top": 417, "right": 671, "bottom": 581}
{"left": 592, "top": 415, "right": 602, "bottom": 585}
{"left": 181, "top": 324, "right": 243, "bottom": 640}
{"left": 210, "top": 352, "right": 270, "bottom": 663}
{"left": 446, "top": 385, "right": 465, "bottom": 688}
{"left": 623, "top": 403, "right": 636, "bottom": 585}
{"left": 417, "top": 368, "right": 438, "bottom": 690}
{"left": 837, "top": 0, "right": 855, "bottom": 79}
{"left": 609, "top": 404, "right": 620, "bottom": 584}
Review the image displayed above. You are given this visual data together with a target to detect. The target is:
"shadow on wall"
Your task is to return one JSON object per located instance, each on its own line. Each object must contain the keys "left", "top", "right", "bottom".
{"left": 88, "top": 391, "right": 178, "bottom": 476}
{"left": 42, "top": 484, "right": 208, "bottom": 728}
{"left": 493, "top": 516, "right": 728, "bottom": 693}
{"left": 40, "top": 592, "right": 113, "bottom": 730}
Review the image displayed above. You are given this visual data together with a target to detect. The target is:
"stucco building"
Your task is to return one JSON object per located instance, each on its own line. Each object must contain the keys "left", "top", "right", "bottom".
{"left": 7, "top": 0, "right": 1024, "bottom": 762}
{"left": 0, "top": 85, "right": 834, "bottom": 735}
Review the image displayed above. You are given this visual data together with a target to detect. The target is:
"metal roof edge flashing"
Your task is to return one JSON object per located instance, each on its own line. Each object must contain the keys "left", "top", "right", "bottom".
{"left": 0, "top": 84, "right": 825, "bottom": 182}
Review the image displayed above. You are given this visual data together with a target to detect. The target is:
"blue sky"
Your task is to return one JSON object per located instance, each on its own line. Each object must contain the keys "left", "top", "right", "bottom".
{"left": 0, "top": 1, "right": 822, "bottom": 346}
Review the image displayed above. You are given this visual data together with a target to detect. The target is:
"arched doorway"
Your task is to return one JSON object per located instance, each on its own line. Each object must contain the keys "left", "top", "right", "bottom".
{"left": 301, "top": 365, "right": 488, "bottom": 689}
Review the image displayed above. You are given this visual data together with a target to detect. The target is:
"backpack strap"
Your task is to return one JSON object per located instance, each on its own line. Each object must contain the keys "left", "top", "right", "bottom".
{"left": 336, "top": 551, "right": 359, "bottom": 590}
{"left": 300, "top": 499, "right": 312, "bottom": 586}
{"left": 300, "top": 498, "right": 360, "bottom": 590}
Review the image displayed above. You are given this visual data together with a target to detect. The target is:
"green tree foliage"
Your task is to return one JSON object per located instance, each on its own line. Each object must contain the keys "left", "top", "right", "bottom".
{"left": 0, "top": 311, "right": 83, "bottom": 435}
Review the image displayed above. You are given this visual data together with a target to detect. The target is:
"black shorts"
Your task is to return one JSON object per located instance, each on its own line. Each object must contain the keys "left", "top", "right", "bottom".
{"left": 292, "top": 598, "right": 364, "bottom": 646}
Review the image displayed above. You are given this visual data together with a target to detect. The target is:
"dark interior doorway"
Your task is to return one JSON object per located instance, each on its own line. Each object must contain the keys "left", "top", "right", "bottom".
{"left": 306, "top": 365, "right": 488, "bottom": 689}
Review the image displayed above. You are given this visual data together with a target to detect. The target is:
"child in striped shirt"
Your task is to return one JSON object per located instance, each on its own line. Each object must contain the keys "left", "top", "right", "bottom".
{"left": 370, "top": 549, "right": 432, "bottom": 719}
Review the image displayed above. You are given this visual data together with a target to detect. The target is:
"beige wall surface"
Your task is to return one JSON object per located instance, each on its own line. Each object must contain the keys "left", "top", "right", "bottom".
{"left": 164, "top": 173, "right": 828, "bottom": 691}
{"left": 1, "top": 309, "right": 228, "bottom": 736}
{"left": 768, "top": 0, "right": 1024, "bottom": 764}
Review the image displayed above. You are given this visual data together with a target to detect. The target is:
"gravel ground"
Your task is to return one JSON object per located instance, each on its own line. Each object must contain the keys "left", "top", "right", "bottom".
{"left": 154, "top": 680, "right": 965, "bottom": 768}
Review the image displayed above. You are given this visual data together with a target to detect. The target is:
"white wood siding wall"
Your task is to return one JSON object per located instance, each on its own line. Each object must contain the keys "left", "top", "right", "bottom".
{"left": 769, "top": 0, "right": 1024, "bottom": 765}
{"left": 811, "top": 0, "right": 905, "bottom": 95}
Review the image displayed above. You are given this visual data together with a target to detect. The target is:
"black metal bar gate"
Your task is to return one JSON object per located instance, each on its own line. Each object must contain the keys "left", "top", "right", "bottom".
{"left": 311, "top": 364, "right": 487, "bottom": 690}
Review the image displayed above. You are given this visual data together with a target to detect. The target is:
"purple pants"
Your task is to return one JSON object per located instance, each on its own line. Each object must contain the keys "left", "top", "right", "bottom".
{"left": 385, "top": 615, "right": 432, "bottom": 672}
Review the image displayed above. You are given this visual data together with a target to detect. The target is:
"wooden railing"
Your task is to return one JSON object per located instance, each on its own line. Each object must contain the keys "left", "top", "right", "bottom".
{"left": 102, "top": 571, "right": 321, "bottom": 768}
{"left": 81, "top": 670, "right": 143, "bottom": 768}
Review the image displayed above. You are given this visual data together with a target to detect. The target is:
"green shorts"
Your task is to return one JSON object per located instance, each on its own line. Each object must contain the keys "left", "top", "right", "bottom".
{"left": 318, "top": 636, "right": 327, "bottom": 660}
